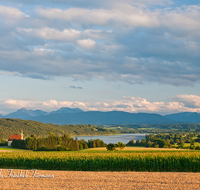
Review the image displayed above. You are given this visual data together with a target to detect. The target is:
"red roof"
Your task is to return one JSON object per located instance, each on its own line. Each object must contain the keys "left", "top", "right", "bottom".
{"left": 8, "top": 135, "right": 22, "bottom": 141}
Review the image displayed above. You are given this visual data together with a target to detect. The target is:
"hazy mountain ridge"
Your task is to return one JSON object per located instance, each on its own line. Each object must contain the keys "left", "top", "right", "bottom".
{"left": 50, "top": 107, "right": 83, "bottom": 114}
{"left": 0, "top": 107, "right": 83, "bottom": 120}
{"left": 165, "top": 112, "right": 200, "bottom": 123}
{"left": 5, "top": 108, "right": 49, "bottom": 119}
{"left": 0, "top": 108, "right": 200, "bottom": 125}
{"left": 29, "top": 111, "right": 174, "bottom": 125}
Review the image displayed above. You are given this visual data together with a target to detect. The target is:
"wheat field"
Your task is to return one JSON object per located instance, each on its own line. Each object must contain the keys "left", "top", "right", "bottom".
{"left": 0, "top": 169, "right": 200, "bottom": 189}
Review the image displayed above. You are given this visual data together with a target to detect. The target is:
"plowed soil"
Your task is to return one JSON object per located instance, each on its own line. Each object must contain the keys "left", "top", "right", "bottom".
{"left": 0, "top": 169, "right": 200, "bottom": 189}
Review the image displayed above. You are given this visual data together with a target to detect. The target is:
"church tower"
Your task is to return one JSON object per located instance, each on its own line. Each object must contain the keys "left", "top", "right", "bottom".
{"left": 21, "top": 130, "right": 23, "bottom": 140}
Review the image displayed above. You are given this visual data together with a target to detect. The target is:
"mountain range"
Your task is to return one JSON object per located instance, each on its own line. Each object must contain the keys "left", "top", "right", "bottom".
{"left": 0, "top": 107, "right": 200, "bottom": 125}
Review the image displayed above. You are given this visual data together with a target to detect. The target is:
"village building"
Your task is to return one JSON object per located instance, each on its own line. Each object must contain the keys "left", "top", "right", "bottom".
{"left": 8, "top": 131, "right": 23, "bottom": 146}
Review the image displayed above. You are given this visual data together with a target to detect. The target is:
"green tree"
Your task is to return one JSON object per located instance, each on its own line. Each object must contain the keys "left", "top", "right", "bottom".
{"left": 106, "top": 143, "right": 116, "bottom": 151}
{"left": 93, "top": 140, "right": 96, "bottom": 148}
{"left": 75, "top": 137, "right": 79, "bottom": 151}
{"left": 191, "top": 140, "right": 195, "bottom": 145}
{"left": 146, "top": 141, "right": 153, "bottom": 147}
{"left": 116, "top": 142, "right": 126, "bottom": 149}
{"left": 126, "top": 140, "right": 134, "bottom": 146}
{"left": 140, "top": 139, "right": 146, "bottom": 146}
{"left": 136, "top": 140, "right": 140, "bottom": 146}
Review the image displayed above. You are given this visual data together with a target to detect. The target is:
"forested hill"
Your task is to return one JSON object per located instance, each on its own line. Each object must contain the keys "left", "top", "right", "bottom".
{"left": 0, "top": 118, "right": 120, "bottom": 140}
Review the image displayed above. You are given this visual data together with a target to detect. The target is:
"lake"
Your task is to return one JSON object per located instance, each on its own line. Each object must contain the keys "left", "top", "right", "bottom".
{"left": 75, "top": 134, "right": 147, "bottom": 144}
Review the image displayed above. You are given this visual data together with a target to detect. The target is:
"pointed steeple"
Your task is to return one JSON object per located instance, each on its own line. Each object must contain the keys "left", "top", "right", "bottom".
{"left": 21, "top": 130, "right": 23, "bottom": 140}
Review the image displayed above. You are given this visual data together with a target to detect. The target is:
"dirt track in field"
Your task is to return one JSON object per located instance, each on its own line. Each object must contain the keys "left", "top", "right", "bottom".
{"left": 0, "top": 169, "right": 200, "bottom": 190}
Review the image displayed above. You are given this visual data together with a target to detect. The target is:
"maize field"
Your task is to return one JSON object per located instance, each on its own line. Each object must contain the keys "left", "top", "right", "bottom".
{"left": 0, "top": 150, "right": 200, "bottom": 172}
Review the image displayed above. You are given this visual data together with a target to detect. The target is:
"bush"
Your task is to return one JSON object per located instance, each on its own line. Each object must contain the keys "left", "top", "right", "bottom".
{"left": 37, "top": 145, "right": 51, "bottom": 151}
{"left": 190, "top": 145, "right": 194, "bottom": 150}
{"left": 106, "top": 143, "right": 116, "bottom": 151}
{"left": 0, "top": 141, "right": 7, "bottom": 146}
{"left": 195, "top": 146, "right": 200, "bottom": 150}
{"left": 154, "top": 144, "right": 159, "bottom": 148}
{"left": 53, "top": 145, "right": 68, "bottom": 151}
{"left": 116, "top": 142, "right": 126, "bottom": 149}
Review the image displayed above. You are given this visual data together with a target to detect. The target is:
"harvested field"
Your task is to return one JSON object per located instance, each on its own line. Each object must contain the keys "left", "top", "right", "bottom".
{"left": 0, "top": 150, "right": 13, "bottom": 152}
{"left": 0, "top": 169, "right": 200, "bottom": 189}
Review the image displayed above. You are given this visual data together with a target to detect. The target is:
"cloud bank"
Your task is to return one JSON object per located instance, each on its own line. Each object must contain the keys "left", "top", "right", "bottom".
{"left": 0, "top": 1, "right": 199, "bottom": 86}
{"left": 1, "top": 94, "right": 200, "bottom": 115}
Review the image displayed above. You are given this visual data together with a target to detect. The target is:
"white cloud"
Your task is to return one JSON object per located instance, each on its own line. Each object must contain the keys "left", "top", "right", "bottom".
{"left": 0, "top": 3, "right": 199, "bottom": 86}
{"left": 0, "top": 0, "right": 171, "bottom": 7}
{"left": 0, "top": 5, "right": 27, "bottom": 20}
{"left": 36, "top": 7, "right": 160, "bottom": 28}
{"left": 18, "top": 28, "right": 80, "bottom": 41}
{"left": 77, "top": 39, "right": 96, "bottom": 49}
{"left": 17, "top": 28, "right": 110, "bottom": 42}
{"left": 34, "top": 5, "right": 200, "bottom": 37}
{"left": 170, "top": 95, "right": 200, "bottom": 108}
{"left": 162, "top": 5, "right": 200, "bottom": 37}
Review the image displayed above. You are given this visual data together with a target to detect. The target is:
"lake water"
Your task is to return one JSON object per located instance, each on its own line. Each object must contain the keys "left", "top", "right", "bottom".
{"left": 75, "top": 134, "right": 147, "bottom": 144}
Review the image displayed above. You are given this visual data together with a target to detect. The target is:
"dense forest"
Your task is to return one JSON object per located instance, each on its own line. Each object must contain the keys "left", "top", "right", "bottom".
{"left": 0, "top": 118, "right": 120, "bottom": 140}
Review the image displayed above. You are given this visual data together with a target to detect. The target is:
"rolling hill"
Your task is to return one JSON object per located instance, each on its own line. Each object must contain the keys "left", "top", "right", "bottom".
{"left": 0, "top": 118, "right": 120, "bottom": 140}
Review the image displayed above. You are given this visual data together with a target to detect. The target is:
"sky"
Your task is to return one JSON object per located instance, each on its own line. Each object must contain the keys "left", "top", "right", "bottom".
{"left": 0, "top": 0, "right": 200, "bottom": 115}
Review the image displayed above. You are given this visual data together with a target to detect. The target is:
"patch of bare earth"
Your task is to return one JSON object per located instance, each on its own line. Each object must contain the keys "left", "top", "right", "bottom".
{"left": 0, "top": 169, "right": 200, "bottom": 189}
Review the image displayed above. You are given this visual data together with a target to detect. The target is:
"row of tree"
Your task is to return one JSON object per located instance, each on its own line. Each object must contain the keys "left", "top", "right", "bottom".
{"left": 106, "top": 142, "right": 126, "bottom": 151}
{"left": 125, "top": 133, "right": 200, "bottom": 149}
{"left": 11, "top": 133, "right": 106, "bottom": 151}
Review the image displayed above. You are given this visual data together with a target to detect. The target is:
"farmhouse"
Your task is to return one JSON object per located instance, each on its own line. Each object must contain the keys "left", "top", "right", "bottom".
{"left": 8, "top": 131, "right": 23, "bottom": 146}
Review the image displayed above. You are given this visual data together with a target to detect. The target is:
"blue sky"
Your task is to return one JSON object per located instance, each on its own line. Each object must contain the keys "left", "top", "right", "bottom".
{"left": 0, "top": 0, "right": 200, "bottom": 115}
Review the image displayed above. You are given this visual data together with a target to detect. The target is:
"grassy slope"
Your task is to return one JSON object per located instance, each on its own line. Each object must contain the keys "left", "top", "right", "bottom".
{"left": 174, "top": 142, "right": 200, "bottom": 148}
{"left": 0, "top": 147, "right": 26, "bottom": 151}
{"left": 0, "top": 146, "right": 186, "bottom": 152}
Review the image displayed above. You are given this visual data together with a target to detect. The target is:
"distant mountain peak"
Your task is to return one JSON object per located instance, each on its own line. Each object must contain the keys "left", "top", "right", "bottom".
{"left": 50, "top": 107, "right": 84, "bottom": 114}
{"left": 4, "top": 108, "right": 48, "bottom": 119}
{"left": 21, "top": 107, "right": 28, "bottom": 110}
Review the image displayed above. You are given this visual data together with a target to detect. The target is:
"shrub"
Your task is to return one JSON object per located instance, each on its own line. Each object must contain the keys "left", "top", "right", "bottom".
{"left": 116, "top": 142, "right": 126, "bottom": 149}
{"left": 106, "top": 143, "right": 116, "bottom": 151}
{"left": 0, "top": 141, "right": 7, "bottom": 146}
{"left": 154, "top": 144, "right": 159, "bottom": 148}
{"left": 53, "top": 145, "right": 68, "bottom": 151}
{"left": 195, "top": 146, "right": 200, "bottom": 150}
{"left": 37, "top": 145, "right": 51, "bottom": 151}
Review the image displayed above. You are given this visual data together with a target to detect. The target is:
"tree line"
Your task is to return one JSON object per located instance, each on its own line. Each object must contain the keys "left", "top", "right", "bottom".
{"left": 104, "top": 123, "right": 200, "bottom": 134}
{"left": 11, "top": 133, "right": 107, "bottom": 151}
{"left": 126, "top": 132, "right": 200, "bottom": 149}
